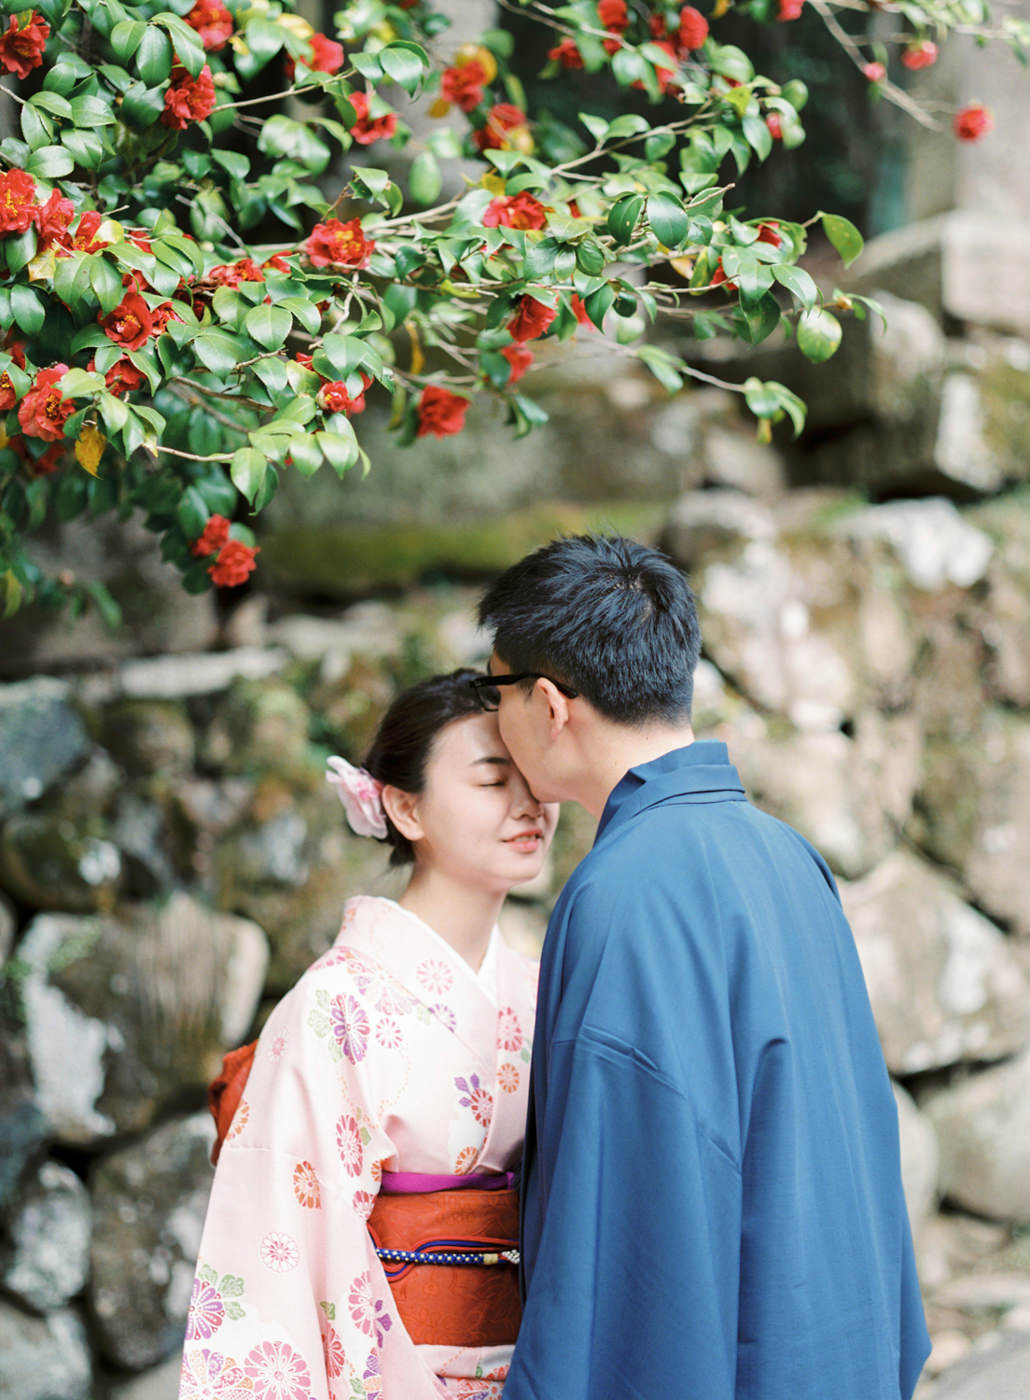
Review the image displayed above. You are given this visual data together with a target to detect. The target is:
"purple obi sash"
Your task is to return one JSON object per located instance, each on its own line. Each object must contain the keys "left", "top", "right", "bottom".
{"left": 379, "top": 1169, "right": 516, "bottom": 1194}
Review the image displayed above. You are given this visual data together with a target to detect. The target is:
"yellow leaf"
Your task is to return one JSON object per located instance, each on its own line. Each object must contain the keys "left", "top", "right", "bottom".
{"left": 456, "top": 43, "right": 498, "bottom": 83}
{"left": 481, "top": 172, "right": 506, "bottom": 196}
{"left": 713, "top": 0, "right": 732, "bottom": 16}
{"left": 755, "top": 417, "right": 773, "bottom": 444}
{"left": 28, "top": 246, "right": 59, "bottom": 282}
{"left": 429, "top": 97, "right": 452, "bottom": 119}
{"left": 509, "top": 126, "right": 534, "bottom": 155}
{"left": 3, "top": 570, "right": 23, "bottom": 619}
{"left": 0, "top": 422, "right": 7, "bottom": 450}
{"left": 669, "top": 255, "right": 695, "bottom": 279}
{"left": 75, "top": 424, "right": 106, "bottom": 477}
{"left": 279, "top": 13, "right": 313, "bottom": 40}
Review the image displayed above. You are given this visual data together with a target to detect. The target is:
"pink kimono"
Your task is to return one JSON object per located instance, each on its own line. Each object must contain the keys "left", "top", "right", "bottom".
{"left": 179, "top": 895, "right": 538, "bottom": 1400}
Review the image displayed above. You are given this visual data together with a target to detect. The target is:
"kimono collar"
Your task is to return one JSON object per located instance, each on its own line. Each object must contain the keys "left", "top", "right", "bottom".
{"left": 596, "top": 740, "right": 746, "bottom": 843}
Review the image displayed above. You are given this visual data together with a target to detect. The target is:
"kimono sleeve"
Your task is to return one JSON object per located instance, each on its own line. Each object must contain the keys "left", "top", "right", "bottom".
{"left": 504, "top": 1029, "right": 743, "bottom": 1400}
{"left": 179, "top": 972, "right": 447, "bottom": 1400}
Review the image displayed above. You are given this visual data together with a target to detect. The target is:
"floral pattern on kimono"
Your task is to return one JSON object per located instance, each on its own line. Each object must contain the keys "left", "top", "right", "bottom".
{"left": 179, "top": 896, "right": 537, "bottom": 1400}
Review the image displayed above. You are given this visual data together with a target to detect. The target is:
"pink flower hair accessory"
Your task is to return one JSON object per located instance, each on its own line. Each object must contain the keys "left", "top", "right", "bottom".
{"left": 326, "top": 756, "right": 388, "bottom": 839}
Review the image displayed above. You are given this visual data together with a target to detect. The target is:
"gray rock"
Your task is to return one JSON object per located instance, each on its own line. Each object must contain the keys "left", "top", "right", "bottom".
{"left": 970, "top": 497, "right": 1030, "bottom": 709}
{"left": 0, "top": 811, "right": 124, "bottom": 913}
{"left": 0, "top": 678, "right": 90, "bottom": 817}
{"left": 924, "top": 1048, "right": 1030, "bottom": 1222}
{"left": 110, "top": 793, "right": 178, "bottom": 898}
{"left": 108, "top": 1352, "right": 183, "bottom": 1400}
{"left": 0, "top": 1299, "right": 92, "bottom": 1400}
{"left": 840, "top": 498, "right": 994, "bottom": 592}
{"left": 928, "top": 1331, "right": 1030, "bottom": 1400}
{"left": 18, "top": 896, "right": 268, "bottom": 1146}
{"left": 662, "top": 489, "right": 777, "bottom": 571}
{"left": 895, "top": 1081, "right": 939, "bottom": 1234}
{"left": 0, "top": 1018, "right": 50, "bottom": 1206}
{"left": 916, "top": 709, "right": 1030, "bottom": 941}
{"left": 700, "top": 426, "right": 788, "bottom": 497}
{"left": 89, "top": 1112, "right": 214, "bottom": 1371}
{"left": 841, "top": 851, "right": 1030, "bottom": 1075}
{"left": 0, "top": 890, "right": 14, "bottom": 962}
{"left": 101, "top": 700, "right": 196, "bottom": 776}
{"left": 0, "top": 1159, "right": 91, "bottom": 1312}
{"left": 202, "top": 677, "right": 313, "bottom": 775}
{"left": 934, "top": 373, "right": 1005, "bottom": 494}
{"left": 75, "top": 647, "right": 290, "bottom": 706}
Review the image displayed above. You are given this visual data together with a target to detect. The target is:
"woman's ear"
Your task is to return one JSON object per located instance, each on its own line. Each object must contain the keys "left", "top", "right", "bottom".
{"left": 381, "top": 785, "right": 422, "bottom": 842}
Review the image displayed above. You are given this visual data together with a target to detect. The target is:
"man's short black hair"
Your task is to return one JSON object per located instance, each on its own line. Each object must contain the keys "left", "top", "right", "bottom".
{"left": 477, "top": 535, "right": 701, "bottom": 724}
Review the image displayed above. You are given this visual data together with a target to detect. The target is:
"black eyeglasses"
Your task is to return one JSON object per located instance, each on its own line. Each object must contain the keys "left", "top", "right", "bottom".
{"left": 469, "top": 673, "right": 579, "bottom": 712}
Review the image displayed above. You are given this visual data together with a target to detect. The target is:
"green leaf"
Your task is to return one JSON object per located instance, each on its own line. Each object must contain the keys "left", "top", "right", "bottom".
{"left": 818, "top": 213, "right": 864, "bottom": 269}
{"left": 194, "top": 332, "right": 244, "bottom": 376}
{"left": 5, "top": 226, "right": 37, "bottom": 276}
{"left": 63, "top": 129, "right": 106, "bottom": 169}
{"left": 797, "top": 307, "right": 843, "bottom": 362}
{"left": 287, "top": 434, "right": 323, "bottom": 476}
{"left": 25, "top": 145, "right": 75, "bottom": 179}
{"left": 637, "top": 345, "right": 684, "bottom": 394}
{"left": 110, "top": 19, "right": 147, "bottom": 61}
{"left": 607, "top": 193, "right": 644, "bottom": 247}
{"left": 137, "top": 25, "right": 173, "bottom": 86}
{"left": 98, "top": 391, "right": 130, "bottom": 435}
{"left": 771, "top": 263, "right": 818, "bottom": 309}
{"left": 584, "top": 283, "right": 615, "bottom": 329}
{"left": 317, "top": 426, "right": 359, "bottom": 476}
{"left": 258, "top": 116, "right": 331, "bottom": 174}
{"left": 276, "top": 297, "right": 321, "bottom": 336}
{"left": 244, "top": 303, "right": 291, "bottom": 351}
{"left": 231, "top": 447, "right": 269, "bottom": 504}
{"left": 29, "top": 91, "right": 72, "bottom": 120}
{"left": 253, "top": 356, "right": 289, "bottom": 394}
{"left": 10, "top": 284, "right": 45, "bottom": 336}
{"left": 607, "top": 113, "right": 651, "bottom": 140}
{"left": 60, "top": 368, "right": 105, "bottom": 397}
{"left": 740, "top": 291, "right": 782, "bottom": 345}
{"left": 211, "top": 150, "right": 250, "bottom": 180}
{"left": 409, "top": 151, "right": 441, "bottom": 206}
{"left": 20, "top": 103, "right": 52, "bottom": 152}
{"left": 647, "top": 192, "right": 689, "bottom": 250}
{"left": 154, "top": 11, "right": 206, "bottom": 77}
{"left": 379, "top": 41, "right": 429, "bottom": 95}
{"left": 177, "top": 485, "right": 209, "bottom": 539}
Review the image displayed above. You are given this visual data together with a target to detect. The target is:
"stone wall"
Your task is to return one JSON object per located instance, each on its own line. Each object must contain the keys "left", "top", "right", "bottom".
{"left": 3, "top": 467, "right": 1030, "bottom": 1395}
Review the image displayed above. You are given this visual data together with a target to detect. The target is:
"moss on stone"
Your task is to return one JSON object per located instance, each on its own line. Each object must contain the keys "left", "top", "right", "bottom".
{"left": 259, "top": 502, "right": 667, "bottom": 596}
{"left": 979, "top": 360, "right": 1030, "bottom": 480}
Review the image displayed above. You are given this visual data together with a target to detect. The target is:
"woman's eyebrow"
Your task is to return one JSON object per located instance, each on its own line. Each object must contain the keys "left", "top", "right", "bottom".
{"left": 471, "top": 755, "right": 511, "bottom": 768}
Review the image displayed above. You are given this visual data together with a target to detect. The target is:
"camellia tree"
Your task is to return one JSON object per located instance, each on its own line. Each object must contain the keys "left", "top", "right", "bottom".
{"left": 0, "top": 0, "right": 1024, "bottom": 616}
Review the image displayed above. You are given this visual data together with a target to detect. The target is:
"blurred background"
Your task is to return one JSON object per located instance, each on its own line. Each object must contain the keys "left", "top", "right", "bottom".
{"left": 2, "top": 2, "right": 1030, "bottom": 1397}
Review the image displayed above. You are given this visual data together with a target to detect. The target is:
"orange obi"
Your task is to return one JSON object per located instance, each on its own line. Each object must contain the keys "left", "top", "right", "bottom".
{"left": 368, "top": 1179, "right": 522, "bottom": 1347}
{"left": 208, "top": 1040, "right": 256, "bottom": 1165}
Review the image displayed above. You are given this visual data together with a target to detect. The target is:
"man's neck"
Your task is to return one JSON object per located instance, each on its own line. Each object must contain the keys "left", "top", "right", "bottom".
{"left": 575, "top": 722, "right": 695, "bottom": 820}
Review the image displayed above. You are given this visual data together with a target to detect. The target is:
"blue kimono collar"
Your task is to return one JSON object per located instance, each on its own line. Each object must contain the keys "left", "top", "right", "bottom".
{"left": 596, "top": 740, "right": 747, "bottom": 842}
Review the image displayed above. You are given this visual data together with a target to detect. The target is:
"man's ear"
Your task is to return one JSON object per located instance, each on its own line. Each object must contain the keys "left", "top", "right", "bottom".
{"left": 381, "top": 785, "right": 422, "bottom": 842}
{"left": 535, "top": 678, "right": 571, "bottom": 742}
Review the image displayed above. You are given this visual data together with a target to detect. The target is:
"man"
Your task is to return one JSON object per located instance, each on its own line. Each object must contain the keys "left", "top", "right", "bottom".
{"left": 474, "top": 535, "right": 930, "bottom": 1400}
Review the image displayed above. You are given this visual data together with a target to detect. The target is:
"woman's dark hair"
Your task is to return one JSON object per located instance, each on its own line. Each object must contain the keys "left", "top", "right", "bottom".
{"left": 362, "top": 668, "right": 492, "bottom": 867}
{"left": 477, "top": 534, "right": 701, "bottom": 724}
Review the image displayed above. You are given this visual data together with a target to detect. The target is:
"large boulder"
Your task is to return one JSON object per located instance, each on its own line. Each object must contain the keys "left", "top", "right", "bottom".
{"left": 18, "top": 895, "right": 268, "bottom": 1146}
{"left": 0, "top": 678, "right": 90, "bottom": 818}
{"left": 923, "top": 1048, "right": 1030, "bottom": 1223}
{"left": 895, "top": 1081, "right": 938, "bottom": 1237}
{"left": 89, "top": 1112, "right": 214, "bottom": 1371}
{"left": 0, "top": 1158, "right": 91, "bottom": 1313}
{"left": 0, "top": 809, "right": 125, "bottom": 913}
{"left": 0, "top": 1299, "right": 92, "bottom": 1400}
{"left": 0, "top": 1016, "right": 50, "bottom": 1208}
{"left": 840, "top": 851, "right": 1030, "bottom": 1075}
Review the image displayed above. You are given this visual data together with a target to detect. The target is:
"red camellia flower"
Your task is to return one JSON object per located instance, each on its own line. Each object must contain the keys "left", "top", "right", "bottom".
{"left": 417, "top": 386, "right": 470, "bottom": 438}
{"left": 677, "top": 6, "right": 709, "bottom": 52}
{"left": 17, "top": 364, "right": 73, "bottom": 442}
{"left": 161, "top": 63, "right": 216, "bottom": 130}
{"left": 777, "top": 0, "right": 805, "bottom": 19}
{"left": 765, "top": 112, "right": 783, "bottom": 140}
{"left": 209, "top": 257, "right": 264, "bottom": 286}
{"left": 598, "top": 0, "right": 629, "bottom": 33}
{"left": 0, "top": 12, "right": 50, "bottom": 79}
{"left": 548, "top": 37, "right": 584, "bottom": 69}
{"left": 633, "top": 40, "right": 679, "bottom": 95}
{"left": 192, "top": 514, "right": 232, "bottom": 558}
{"left": 305, "top": 218, "right": 376, "bottom": 270}
{"left": 482, "top": 192, "right": 548, "bottom": 231}
{"left": 104, "top": 359, "right": 146, "bottom": 398}
{"left": 473, "top": 103, "right": 528, "bottom": 152}
{"left": 441, "top": 58, "right": 487, "bottom": 111}
{"left": 508, "top": 295, "right": 557, "bottom": 344}
{"left": 0, "top": 370, "right": 17, "bottom": 411}
{"left": 28, "top": 442, "right": 64, "bottom": 476}
{"left": 347, "top": 91, "right": 397, "bottom": 145}
{"left": 901, "top": 40, "right": 937, "bottom": 70}
{"left": 570, "top": 292, "right": 592, "bottom": 326}
{"left": 318, "top": 372, "right": 373, "bottom": 416}
{"left": 0, "top": 168, "right": 37, "bottom": 234}
{"left": 285, "top": 31, "right": 345, "bottom": 79}
{"left": 99, "top": 292, "right": 155, "bottom": 350}
{"left": 184, "top": 0, "right": 233, "bottom": 51}
{"left": 208, "top": 539, "right": 259, "bottom": 587}
{"left": 862, "top": 61, "right": 886, "bottom": 82}
{"left": 954, "top": 103, "right": 992, "bottom": 141}
{"left": 68, "top": 210, "right": 108, "bottom": 254}
{"left": 33, "top": 189, "right": 75, "bottom": 252}
{"left": 756, "top": 221, "right": 782, "bottom": 248}
{"left": 501, "top": 344, "right": 534, "bottom": 385}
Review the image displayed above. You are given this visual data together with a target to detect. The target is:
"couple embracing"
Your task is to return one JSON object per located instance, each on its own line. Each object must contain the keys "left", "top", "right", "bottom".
{"left": 182, "top": 536, "right": 929, "bottom": 1400}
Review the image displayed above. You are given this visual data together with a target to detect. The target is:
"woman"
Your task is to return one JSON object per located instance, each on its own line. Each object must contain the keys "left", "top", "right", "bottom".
{"left": 179, "top": 670, "right": 558, "bottom": 1400}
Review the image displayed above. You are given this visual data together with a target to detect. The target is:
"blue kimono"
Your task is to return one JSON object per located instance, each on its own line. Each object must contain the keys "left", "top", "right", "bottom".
{"left": 505, "top": 742, "right": 929, "bottom": 1400}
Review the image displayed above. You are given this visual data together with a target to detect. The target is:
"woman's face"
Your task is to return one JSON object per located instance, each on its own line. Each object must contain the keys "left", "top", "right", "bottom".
{"left": 408, "top": 712, "right": 558, "bottom": 893}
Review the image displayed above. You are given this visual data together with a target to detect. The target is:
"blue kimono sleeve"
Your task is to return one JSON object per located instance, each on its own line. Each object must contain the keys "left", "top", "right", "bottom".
{"left": 504, "top": 1026, "right": 743, "bottom": 1400}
